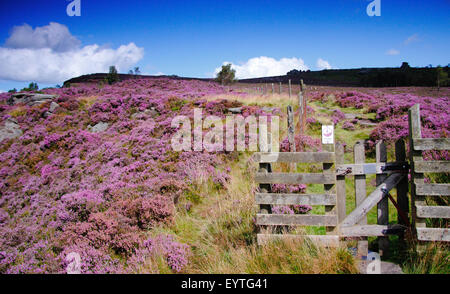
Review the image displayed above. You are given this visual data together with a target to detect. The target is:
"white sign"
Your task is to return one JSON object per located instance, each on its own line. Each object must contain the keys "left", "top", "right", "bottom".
{"left": 322, "top": 125, "right": 334, "bottom": 144}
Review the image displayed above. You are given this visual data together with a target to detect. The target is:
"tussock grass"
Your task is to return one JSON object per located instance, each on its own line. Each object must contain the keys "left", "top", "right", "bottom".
{"left": 155, "top": 154, "right": 358, "bottom": 274}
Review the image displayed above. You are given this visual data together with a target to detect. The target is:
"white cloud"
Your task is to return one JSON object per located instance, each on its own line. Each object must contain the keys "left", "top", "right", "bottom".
{"left": 5, "top": 22, "right": 81, "bottom": 52}
{"left": 0, "top": 90, "right": 4, "bottom": 93}
{"left": 404, "top": 34, "right": 419, "bottom": 45}
{"left": 386, "top": 49, "right": 400, "bottom": 55}
{"left": 215, "top": 56, "right": 309, "bottom": 79}
{"left": 316, "top": 58, "right": 332, "bottom": 70}
{"left": 0, "top": 23, "right": 144, "bottom": 84}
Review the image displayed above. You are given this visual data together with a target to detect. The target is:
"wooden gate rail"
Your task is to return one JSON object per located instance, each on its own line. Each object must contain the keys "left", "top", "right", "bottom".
{"left": 408, "top": 104, "right": 450, "bottom": 242}
{"left": 254, "top": 150, "right": 340, "bottom": 247}
{"left": 254, "top": 140, "right": 410, "bottom": 256}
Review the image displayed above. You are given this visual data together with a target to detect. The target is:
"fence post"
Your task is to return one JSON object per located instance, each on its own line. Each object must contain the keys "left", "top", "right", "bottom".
{"left": 335, "top": 143, "right": 346, "bottom": 225}
{"left": 301, "top": 80, "right": 307, "bottom": 135}
{"left": 408, "top": 104, "right": 426, "bottom": 239}
{"left": 279, "top": 82, "right": 282, "bottom": 95}
{"left": 395, "top": 139, "right": 409, "bottom": 226}
{"left": 354, "top": 140, "right": 368, "bottom": 257}
{"left": 272, "top": 83, "right": 275, "bottom": 95}
{"left": 288, "top": 79, "right": 292, "bottom": 100}
{"left": 376, "top": 141, "right": 389, "bottom": 258}
{"left": 298, "top": 90, "right": 304, "bottom": 135}
{"left": 323, "top": 127, "right": 336, "bottom": 234}
{"left": 287, "top": 106, "right": 296, "bottom": 152}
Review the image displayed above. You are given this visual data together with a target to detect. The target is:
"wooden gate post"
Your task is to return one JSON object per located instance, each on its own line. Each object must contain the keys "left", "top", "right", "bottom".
{"left": 258, "top": 133, "right": 273, "bottom": 216}
{"left": 335, "top": 143, "right": 346, "bottom": 223}
{"left": 323, "top": 130, "right": 336, "bottom": 234}
{"left": 395, "top": 139, "right": 409, "bottom": 226}
{"left": 376, "top": 141, "right": 389, "bottom": 258}
{"left": 408, "top": 105, "right": 426, "bottom": 239}
{"left": 354, "top": 140, "right": 368, "bottom": 257}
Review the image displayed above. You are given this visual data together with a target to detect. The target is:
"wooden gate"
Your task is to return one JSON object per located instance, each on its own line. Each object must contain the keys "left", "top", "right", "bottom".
{"left": 253, "top": 104, "right": 449, "bottom": 254}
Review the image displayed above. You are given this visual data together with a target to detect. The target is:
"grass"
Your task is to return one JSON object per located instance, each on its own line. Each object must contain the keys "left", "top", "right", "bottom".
{"left": 150, "top": 154, "right": 358, "bottom": 273}
{"left": 151, "top": 86, "right": 448, "bottom": 274}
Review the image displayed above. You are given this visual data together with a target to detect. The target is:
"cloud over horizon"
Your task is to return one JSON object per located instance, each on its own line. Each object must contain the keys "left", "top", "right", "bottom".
{"left": 0, "top": 22, "right": 144, "bottom": 84}
{"left": 386, "top": 49, "right": 400, "bottom": 55}
{"left": 404, "top": 33, "right": 420, "bottom": 45}
{"left": 215, "top": 56, "right": 309, "bottom": 79}
{"left": 316, "top": 58, "right": 332, "bottom": 70}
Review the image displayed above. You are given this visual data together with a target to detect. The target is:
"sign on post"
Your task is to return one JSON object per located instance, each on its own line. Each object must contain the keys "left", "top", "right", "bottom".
{"left": 322, "top": 125, "right": 334, "bottom": 145}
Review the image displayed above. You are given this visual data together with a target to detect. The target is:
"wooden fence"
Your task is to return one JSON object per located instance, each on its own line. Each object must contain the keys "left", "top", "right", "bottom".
{"left": 408, "top": 104, "right": 450, "bottom": 242}
{"left": 254, "top": 139, "right": 410, "bottom": 256}
{"left": 253, "top": 103, "right": 450, "bottom": 255}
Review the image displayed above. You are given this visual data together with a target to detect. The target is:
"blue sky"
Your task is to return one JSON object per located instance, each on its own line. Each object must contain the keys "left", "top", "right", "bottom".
{"left": 0, "top": 0, "right": 449, "bottom": 91}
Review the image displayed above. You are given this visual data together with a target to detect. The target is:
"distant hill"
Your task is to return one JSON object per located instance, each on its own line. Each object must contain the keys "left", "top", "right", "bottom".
{"left": 239, "top": 65, "right": 449, "bottom": 87}
{"left": 63, "top": 73, "right": 211, "bottom": 86}
{"left": 64, "top": 65, "right": 449, "bottom": 88}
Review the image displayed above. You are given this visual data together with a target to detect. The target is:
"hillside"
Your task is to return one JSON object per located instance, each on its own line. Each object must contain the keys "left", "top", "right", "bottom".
{"left": 0, "top": 78, "right": 449, "bottom": 273}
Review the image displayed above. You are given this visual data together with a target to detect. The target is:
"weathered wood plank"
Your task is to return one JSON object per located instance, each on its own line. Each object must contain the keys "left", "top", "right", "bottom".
{"left": 340, "top": 225, "right": 389, "bottom": 237}
{"left": 323, "top": 142, "right": 336, "bottom": 234}
{"left": 416, "top": 228, "right": 450, "bottom": 242}
{"left": 255, "top": 193, "right": 336, "bottom": 205}
{"left": 413, "top": 138, "right": 450, "bottom": 151}
{"left": 416, "top": 205, "right": 450, "bottom": 219}
{"left": 396, "top": 139, "right": 409, "bottom": 227}
{"left": 376, "top": 141, "right": 389, "bottom": 257}
{"left": 414, "top": 161, "right": 450, "bottom": 173}
{"left": 335, "top": 162, "right": 408, "bottom": 176}
{"left": 409, "top": 104, "right": 426, "bottom": 231}
{"left": 340, "top": 173, "right": 406, "bottom": 227}
{"left": 354, "top": 141, "right": 367, "bottom": 226}
{"left": 255, "top": 172, "right": 335, "bottom": 184}
{"left": 416, "top": 183, "right": 450, "bottom": 196}
{"left": 253, "top": 152, "right": 335, "bottom": 163}
{"left": 256, "top": 214, "right": 338, "bottom": 226}
{"left": 257, "top": 234, "right": 340, "bottom": 247}
{"left": 258, "top": 134, "right": 272, "bottom": 215}
{"left": 335, "top": 143, "right": 346, "bottom": 224}
{"left": 287, "top": 106, "right": 296, "bottom": 152}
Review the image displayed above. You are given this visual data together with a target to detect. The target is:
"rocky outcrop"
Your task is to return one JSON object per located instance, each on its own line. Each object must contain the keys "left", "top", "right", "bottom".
{"left": 131, "top": 108, "right": 159, "bottom": 120}
{"left": 8, "top": 93, "right": 57, "bottom": 106}
{"left": 0, "top": 118, "right": 22, "bottom": 142}
{"left": 88, "top": 122, "right": 109, "bottom": 133}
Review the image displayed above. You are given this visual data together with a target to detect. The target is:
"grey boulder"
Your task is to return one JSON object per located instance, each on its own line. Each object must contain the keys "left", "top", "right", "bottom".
{"left": 0, "top": 118, "right": 23, "bottom": 142}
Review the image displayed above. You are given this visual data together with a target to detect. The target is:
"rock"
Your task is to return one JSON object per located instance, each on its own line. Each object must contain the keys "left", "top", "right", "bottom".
{"left": 344, "top": 113, "right": 357, "bottom": 120}
{"left": 88, "top": 122, "right": 109, "bottom": 133}
{"left": 131, "top": 109, "right": 158, "bottom": 120}
{"left": 49, "top": 102, "right": 59, "bottom": 112}
{"left": 261, "top": 106, "right": 277, "bottom": 113}
{"left": 43, "top": 111, "right": 53, "bottom": 118}
{"left": 358, "top": 119, "right": 377, "bottom": 127}
{"left": 0, "top": 118, "right": 23, "bottom": 142}
{"left": 228, "top": 107, "right": 242, "bottom": 114}
{"left": 8, "top": 93, "right": 57, "bottom": 106}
